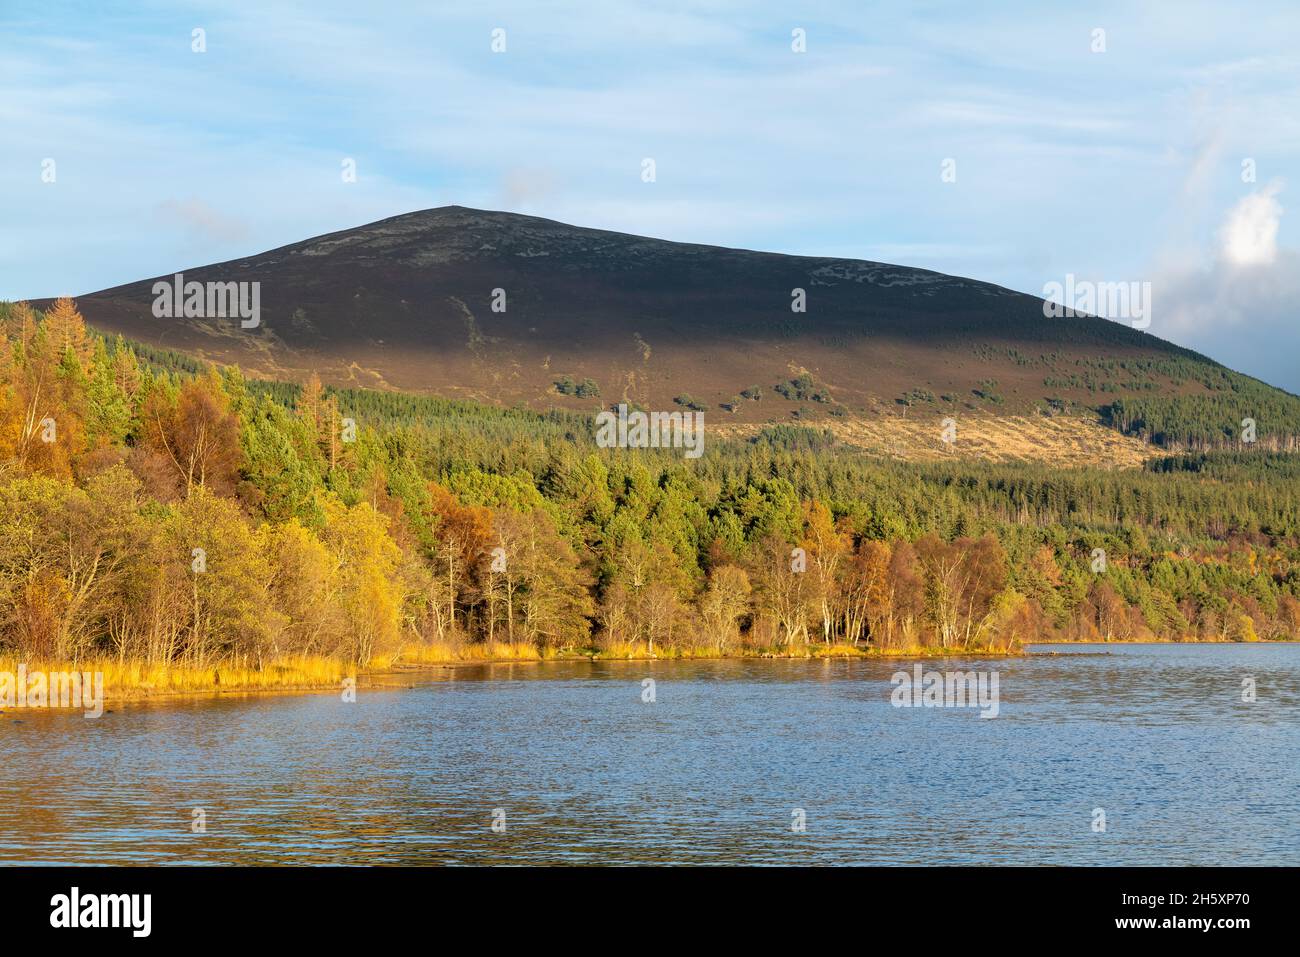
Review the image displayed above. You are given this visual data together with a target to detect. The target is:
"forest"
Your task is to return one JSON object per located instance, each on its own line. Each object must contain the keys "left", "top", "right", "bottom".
{"left": 1, "top": 299, "right": 1297, "bottom": 676}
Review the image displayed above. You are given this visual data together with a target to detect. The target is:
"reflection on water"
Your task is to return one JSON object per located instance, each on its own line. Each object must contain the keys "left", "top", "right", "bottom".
{"left": 1, "top": 644, "right": 1296, "bottom": 865}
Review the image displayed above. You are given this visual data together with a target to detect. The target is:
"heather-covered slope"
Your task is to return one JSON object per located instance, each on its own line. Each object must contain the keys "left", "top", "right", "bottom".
{"left": 46, "top": 206, "right": 1300, "bottom": 457}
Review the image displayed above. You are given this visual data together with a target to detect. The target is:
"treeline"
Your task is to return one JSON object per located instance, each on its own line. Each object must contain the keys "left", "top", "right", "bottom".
{"left": 1100, "top": 392, "right": 1300, "bottom": 451}
{"left": 1001, "top": 342, "right": 1300, "bottom": 450}
{"left": 2, "top": 299, "right": 1297, "bottom": 670}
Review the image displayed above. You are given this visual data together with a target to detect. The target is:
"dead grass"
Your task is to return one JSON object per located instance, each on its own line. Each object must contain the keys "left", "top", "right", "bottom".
{"left": 716, "top": 412, "right": 1154, "bottom": 468}
{"left": 0, "top": 640, "right": 1023, "bottom": 706}
{"left": 0, "top": 655, "right": 351, "bottom": 702}
{"left": 587, "top": 640, "right": 1018, "bottom": 660}
{"left": 386, "top": 640, "right": 544, "bottom": 665}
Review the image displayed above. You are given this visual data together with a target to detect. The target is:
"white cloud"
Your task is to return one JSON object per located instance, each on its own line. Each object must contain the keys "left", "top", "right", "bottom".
{"left": 1219, "top": 180, "right": 1284, "bottom": 266}
{"left": 1155, "top": 183, "right": 1299, "bottom": 392}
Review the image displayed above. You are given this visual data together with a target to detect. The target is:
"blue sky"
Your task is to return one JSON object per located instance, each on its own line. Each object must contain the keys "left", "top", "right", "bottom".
{"left": 3, "top": 1, "right": 1297, "bottom": 390}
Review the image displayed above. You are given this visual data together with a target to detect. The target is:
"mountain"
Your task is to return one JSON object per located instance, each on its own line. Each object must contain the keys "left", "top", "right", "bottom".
{"left": 42, "top": 206, "right": 1300, "bottom": 464}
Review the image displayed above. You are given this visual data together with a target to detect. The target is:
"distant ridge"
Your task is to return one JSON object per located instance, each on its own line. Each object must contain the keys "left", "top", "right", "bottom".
{"left": 34, "top": 206, "right": 1300, "bottom": 461}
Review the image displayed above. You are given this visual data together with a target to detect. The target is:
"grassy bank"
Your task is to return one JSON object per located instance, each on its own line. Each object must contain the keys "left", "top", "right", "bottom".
{"left": 16, "top": 636, "right": 1288, "bottom": 707}
{"left": 1, "top": 642, "right": 1024, "bottom": 706}
{"left": 394, "top": 637, "right": 1023, "bottom": 665}
{"left": 0, "top": 655, "right": 352, "bottom": 703}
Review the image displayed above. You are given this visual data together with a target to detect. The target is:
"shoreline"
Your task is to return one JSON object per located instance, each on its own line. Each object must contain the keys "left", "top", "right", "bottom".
{"left": 4, "top": 639, "right": 1290, "bottom": 709}
{"left": 4, "top": 645, "right": 1021, "bottom": 709}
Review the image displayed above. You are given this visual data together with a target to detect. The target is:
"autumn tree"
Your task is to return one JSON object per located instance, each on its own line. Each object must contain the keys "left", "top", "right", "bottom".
{"left": 3, "top": 315, "right": 83, "bottom": 477}
{"left": 296, "top": 372, "right": 346, "bottom": 472}
{"left": 141, "top": 370, "right": 243, "bottom": 496}
{"left": 601, "top": 535, "right": 692, "bottom": 654}
{"left": 749, "top": 534, "right": 815, "bottom": 647}
{"left": 167, "top": 486, "right": 274, "bottom": 667}
{"left": 317, "top": 493, "right": 404, "bottom": 664}
{"left": 915, "top": 533, "right": 1008, "bottom": 649}
{"left": 263, "top": 519, "right": 343, "bottom": 658}
{"left": 698, "top": 564, "right": 752, "bottom": 652}
{"left": 424, "top": 481, "right": 494, "bottom": 639}
{"left": 41, "top": 298, "right": 94, "bottom": 367}
{"left": 801, "top": 500, "right": 850, "bottom": 642}
{"left": 1089, "top": 578, "right": 1128, "bottom": 642}
{"left": 840, "top": 539, "right": 891, "bottom": 646}
{"left": 492, "top": 507, "right": 593, "bottom": 650}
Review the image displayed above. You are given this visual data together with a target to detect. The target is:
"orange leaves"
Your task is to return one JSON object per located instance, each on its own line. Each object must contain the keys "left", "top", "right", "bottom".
{"left": 140, "top": 371, "right": 243, "bottom": 497}
{"left": 11, "top": 569, "right": 73, "bottom": 659}
{"left": 426, "top": 480, "right": 494, "bottom": 569}
{"left": 41, "top": 298, "right": 93, "bottom": 367}
{"left": 296, "top": 372, "right": 337, "bottom": 465}
{"left": 1030, "top": 545, "right": 1064, "bottom": 588}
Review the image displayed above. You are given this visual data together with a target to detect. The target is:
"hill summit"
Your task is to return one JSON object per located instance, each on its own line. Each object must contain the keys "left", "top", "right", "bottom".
{"left": 48, "top": 206, "right": 1300, "bottom": 463}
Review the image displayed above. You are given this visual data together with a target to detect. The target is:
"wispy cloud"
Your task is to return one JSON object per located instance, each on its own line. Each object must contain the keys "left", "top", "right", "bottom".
{"left": 155, "top": 198, "right": 251, "bottom": 246}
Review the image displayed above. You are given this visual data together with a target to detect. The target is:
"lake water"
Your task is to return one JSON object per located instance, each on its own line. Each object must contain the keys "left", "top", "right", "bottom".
{"left": 2, "top": 644, "right": 1296, "bottom": 865}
